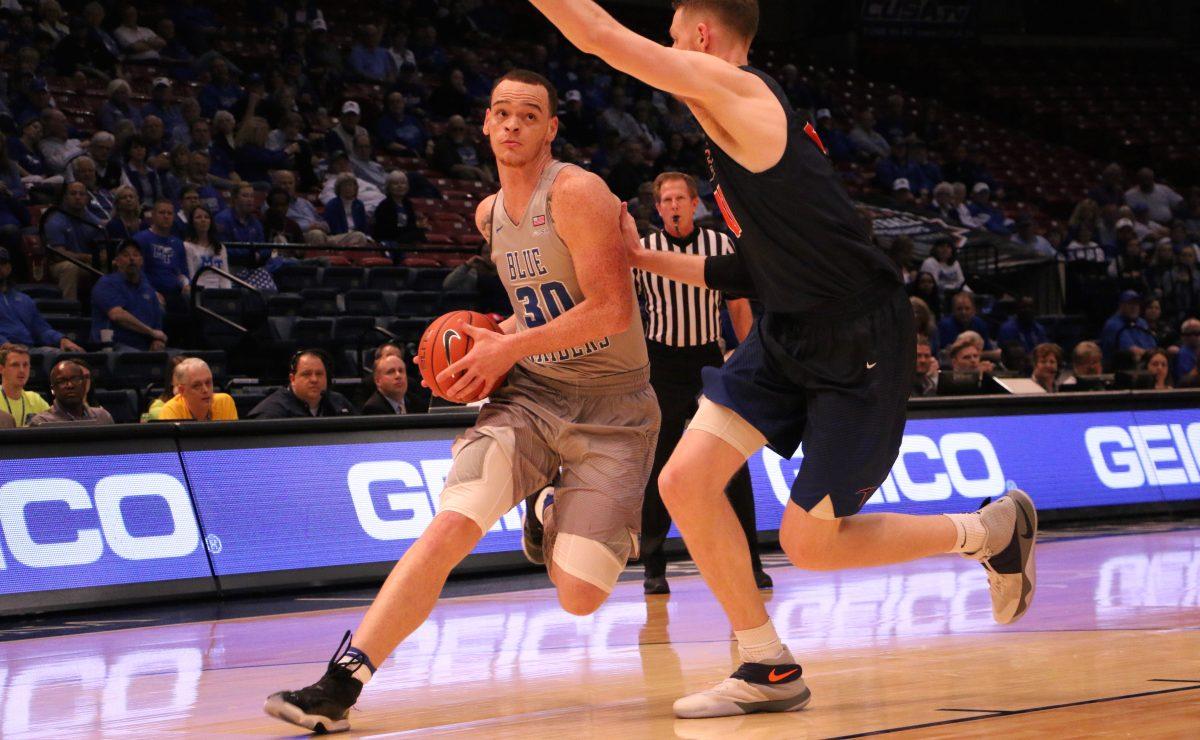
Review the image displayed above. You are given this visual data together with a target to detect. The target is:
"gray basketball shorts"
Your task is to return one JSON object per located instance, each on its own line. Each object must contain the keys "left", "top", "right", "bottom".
{"left": 440, "top": 365, "right": 660, "bottom": 592}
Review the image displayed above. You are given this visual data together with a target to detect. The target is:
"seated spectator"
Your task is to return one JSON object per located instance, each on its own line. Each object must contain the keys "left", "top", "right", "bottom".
{"left": 0, "top": 149, "right": 29, "bottom": 261}
{"left": 1030, "top": 343, "right": 1063, "bottom": 393}
{"left": 184, "top": 206, "right": 231, "bottom": 289}
{"left": 74, "top": 132, "right": 126, "bottom": 192}
{"left": 905, "top": 140, "right": 942, "bottom": 197}
{"left": 158, "top": 357, "right": 238, "bottom": 421}
{"left": 1125, "top": 168, "right": 1182, "bottom": 225}
{"left": 350, "top": 134, "right": 388, "bottom": 191}
{"left": 38, "top": 109, "right": 84, "bottom": 176}
{"left": 891, "top": 178, "right": 916, "bottom": 207}
{"left": 0, "top": 248, "right": 83, "bottom": 350}
{"left": 99, "top": 79, "right": 138, "bottom": 134}
{"left": 910, "top": 296, "right": 939, "bottom": 352}
{"left": 886, "top": 237, "right": 916, "bottom": 285}
{"left": 91, "top": 240, "right": 167, "bottom": 351}
{"left": 920, "top": 237, "right": 966, "bottom": 293}
{"left": 246, "top": 350, "right": 357, "bottom": 418}
{"left": 44, "top": 182, "right": 106, "bottom": 301}
{"left": 141, "top": 80, "right": 185, "bottom": 142}
{"left": 1089, "top": 163, "right": 1126, "bottom": 207}
{"left": 376, "top": 92, "right": 429, "bottom": 156}
{"left": 199, "top": 58, "right": 244, "bottom": 117}
{"left": 135, "top": 200, "right": 190, "bottom": 302}
{"left": 361, "top": 352, "right": 409, "bottom": 415}
{"left": 81, "top": 2, "right": 121, "bottom": 76}
{"left": 938, "top": 292, "right": 993, "bottom": 353}
{"left": 433, "top": 115, "right": 495, "bottom": 185}
{"left": 325, "top": 174, "right": 368, "bottom": 236}
{"left": 967, "top": 183, "right": 1010, "bottom": 235}
{"left": 908, "top": 271, "right": 943, "bottom": 318}
{"left": 1099, "top": 290, "right": 1157, "bottom": 362}
{"left": 263, "top": 187, "right": 306, "bottom": 245}
{"left": 1142, "top": 297, "right": 1175, "bottom": 348}
{"left": 348, "top": 25, "right": 396, "bottom": 83}
{"left": 1012, "top": 214, "right": 1057, "bottom": 259}
{"left": 68, "top": 156, "right": 116, "bottom": 224}
{"left": 113, "top": 5, "right": 165, "bottom": 61}
{"left": 373, "top": 171, "right": 424, "bottom": 246}
{"left": 29, "top": 359, "right": 114, "bottom": 426}
{"left": 1160, "top": 245, "right": 1199, "bottom": 324}
{"left": 272, "top": 170, "right": 331, "bottom": 242}
{"left": 186, "top": 150, "right": 231, "bottom": 210}
{"left": 326, "top": 101, "right": 369, "bottom": 155}
{"left": 124, "top": 136, "right": 166, "bottom": 208}
{"left": 912, "top": 335, "right": 938, "bottom": 397}
{"left": 320, "top": 153, "right": 384, "bottom": 213}
{"left": 1126, "top": 203, "right": 1167, "bottom": 243}
{"left": 848, "top": 110, "right": 889, "bottom": 160}
{"left": 928, "top": 181, "right": 971, "bottom": 227}
{"left": 9, "top": 114, "right": 49, "bottom": 179}
{"left": 106, "top": 185, "right": 147, "bottom": 242}
{"left": 1064, "top": 221, "right": 1105, "bottom": 263}
{"left": 210, "top": 111, "right": 240, "bottom": 179}
{"left": 3, "top": 343, "right": 48, "bottom": 429}
{"left": 189, "top": 121, "right": 238, "bottom": 188}
{"left": 216, "top": 183, "right": 267, "bottom": 263}
{"left": 234, "top": 117, "right": 291, "bottom": 185}
{"left": 172, "top": 186, "right": 201, "bottom": 237}
{"left": 144, "top": 355, "right": 185, "bottom": 421}
{"left": 947, "top": 331, "right": 994, "bottom": 375}
{"left": 997, "top": 297, "right": 1048, "bottom": 355}
{"left": 1056, "top": 340, "right": 1104, "bottom": 390}
{"left": 1108, "top": 236, "right": 1149, "bottom": 294}
{"left": 160, "top": 144, "right": 193, "bottom": 203}
{"left": 1141, "top": 348, "right": 1174, "bottom": 390}
{"left": 1176, "top": 319, "right": 1199, "bottom": 387}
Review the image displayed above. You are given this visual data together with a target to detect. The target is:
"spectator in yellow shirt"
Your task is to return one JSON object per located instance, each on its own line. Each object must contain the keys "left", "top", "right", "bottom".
{"left": 158, "top": 357, "right": 238, "bottom": 421}
{"left": 1, "top": 343, "right": 50, "bottom": 427}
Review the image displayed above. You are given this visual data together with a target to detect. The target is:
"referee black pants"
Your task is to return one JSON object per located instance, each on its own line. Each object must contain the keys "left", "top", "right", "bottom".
{"left": 641, "top": 340, "right": 764, "bottom": 578}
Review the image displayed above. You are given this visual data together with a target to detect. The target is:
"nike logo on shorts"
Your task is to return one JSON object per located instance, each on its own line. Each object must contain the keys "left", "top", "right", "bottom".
{"left": 866, "top": 362, "right": 878, "bottom": 369}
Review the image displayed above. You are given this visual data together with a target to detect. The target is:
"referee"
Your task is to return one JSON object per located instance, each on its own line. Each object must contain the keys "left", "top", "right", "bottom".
{"left": 634, "top": 172, "right": 771, "bottom": 595}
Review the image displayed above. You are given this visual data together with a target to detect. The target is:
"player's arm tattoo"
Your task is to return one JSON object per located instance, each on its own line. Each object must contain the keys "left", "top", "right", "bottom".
{"left": 480, "top": 209, "right": 493, "bottom": 244}
{"left": 545, "top": 189, "right": 553, "bottom": 225}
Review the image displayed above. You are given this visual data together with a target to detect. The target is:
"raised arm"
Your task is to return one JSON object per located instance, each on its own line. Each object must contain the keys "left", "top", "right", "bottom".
{"left": 527, "top": 0, "right": 754, "bottom": 107}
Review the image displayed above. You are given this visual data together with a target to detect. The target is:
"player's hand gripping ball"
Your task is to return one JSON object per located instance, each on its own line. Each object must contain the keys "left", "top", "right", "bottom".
{"left": 417, "top": 310, "right": 507, "bottom": 402}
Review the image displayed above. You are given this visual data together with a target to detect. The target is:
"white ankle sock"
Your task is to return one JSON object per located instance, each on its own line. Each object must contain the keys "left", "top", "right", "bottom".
{"left": 735, "top": 620, "right": 787, "bottom": 664}
{"left": 944, "top": 512, "right": 987, "bottom": 555}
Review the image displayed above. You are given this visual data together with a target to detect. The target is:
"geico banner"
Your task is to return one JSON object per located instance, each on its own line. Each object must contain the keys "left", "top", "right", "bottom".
{"left": 748, "top": 409, "right": 1200, "bottom": 522}
{"left": 0, "top": 452, "right": 210, "bottom": 596}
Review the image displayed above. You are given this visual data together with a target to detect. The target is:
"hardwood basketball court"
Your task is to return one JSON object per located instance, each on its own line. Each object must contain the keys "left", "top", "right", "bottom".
{"left": 1, "top": 525, "right": 1197, "bottom": 738}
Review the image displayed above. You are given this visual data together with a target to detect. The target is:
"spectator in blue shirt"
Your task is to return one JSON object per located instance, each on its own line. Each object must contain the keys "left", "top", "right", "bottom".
{"left": 324, "top": 174, "right": 368, "bottom": 235}
{"left": 1176, "top": 318, "right": 1199, "bottom": 387}
{"left": 199, "top": 58, "right": 245, "bottom": 116}
{"left": 938, "top": 291, "right": 994, "bottom": 351}
{"left": 9, "top": 114, "right": 49, "bottom": 176}
{"left": 0, "top": 248, "right": 83, "bottom": 350}
{"left": 967, "top": 183, "right": 1011, "bottom": 235}
{"left": 348, "top": 25, "right": 396, "bottom": 83}
{"left": 997, "top": 297, "right": 1049, "bottom": 354}
{"left": 91, "top": 240, "right": 167, "bottom": 350}
{"left": 43, "top": 182, "right": 106, "bottom": 301}
{"left": 216, "top": 183, "right": 268, "bottom": 263}
{"left": 133, "top": 200, "right": 189, "bottom": 301}
{"left": 140, "top": 79, "right": 186, "bottom": 138}
{"left": 1099, "top": 290, "right": 1158, "bottom": 362}
{"left": 376, "top": 93, "right": 428, "bottom": 156}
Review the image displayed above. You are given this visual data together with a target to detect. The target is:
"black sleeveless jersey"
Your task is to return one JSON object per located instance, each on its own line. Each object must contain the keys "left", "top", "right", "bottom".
{"left": 705, "top": 66, "right": 899, "bottom": 314}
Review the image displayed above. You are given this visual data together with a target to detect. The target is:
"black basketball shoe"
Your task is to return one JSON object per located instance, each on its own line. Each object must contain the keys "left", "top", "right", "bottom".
{"left": 522, "top": 488, "right": 552, "bottom": 565}
{"left": 263, "top": 631, "right": 372, "bottom": 734}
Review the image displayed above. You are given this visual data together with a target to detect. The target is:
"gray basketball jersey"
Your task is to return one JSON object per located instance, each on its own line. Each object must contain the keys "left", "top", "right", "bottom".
{"left": 491, "top": 160, "right": 648, "bottom": 380}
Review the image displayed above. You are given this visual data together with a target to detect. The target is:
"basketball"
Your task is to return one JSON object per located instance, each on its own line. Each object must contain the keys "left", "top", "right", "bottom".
{"left": 416, "top": 310, "right": 505, "bottom": 401}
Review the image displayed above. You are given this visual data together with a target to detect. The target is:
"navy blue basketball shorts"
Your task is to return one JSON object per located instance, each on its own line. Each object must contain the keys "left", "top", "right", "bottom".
{"left": 698, "top": 285, "right": 915, "bottom": 519}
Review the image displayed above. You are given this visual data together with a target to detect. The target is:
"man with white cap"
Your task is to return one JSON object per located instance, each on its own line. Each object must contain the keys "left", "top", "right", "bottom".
{"left": 967, "top": 181, "right": 1010, "bottom": 234}
{"left": 892, "top": 177, "right": 915, "bottom": 206}
{"left": 325, "top": 100, "right": 369, "bottom": 155}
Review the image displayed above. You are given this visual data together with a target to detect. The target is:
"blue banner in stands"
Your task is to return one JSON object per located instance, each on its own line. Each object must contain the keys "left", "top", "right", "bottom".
{"left": 860, "top": 0, "right": 977, "bottom": 39}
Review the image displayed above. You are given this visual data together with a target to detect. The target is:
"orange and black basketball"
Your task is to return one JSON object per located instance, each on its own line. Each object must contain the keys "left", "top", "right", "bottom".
{"left": 416, "top": 310, "right": 505, "bottom": 401}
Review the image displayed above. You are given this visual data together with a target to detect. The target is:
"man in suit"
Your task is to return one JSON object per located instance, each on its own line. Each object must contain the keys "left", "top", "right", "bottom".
{"left": 361, "top": 352, "right": 408, "bottom": 415}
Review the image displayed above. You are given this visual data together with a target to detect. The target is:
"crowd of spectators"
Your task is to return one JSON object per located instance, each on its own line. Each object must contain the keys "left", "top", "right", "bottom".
{"left": 1, "top": 0, "right": 1198, "bottom": 418}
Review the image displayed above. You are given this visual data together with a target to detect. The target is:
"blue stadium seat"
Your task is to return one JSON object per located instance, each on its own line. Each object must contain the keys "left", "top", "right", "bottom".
{"left": 388, "top": 318, "right": 431, "bottom": 344}
{"left": 293, "top": 317, "right": 335, "bottom": 347}
{"left": 111, "top": 351, "right": 170, "bottom": 390}
{"left": 321, "top": 266, "right": 367, "bottom": 291}
{"left": 273, "top": 263, "right": 321, "bottom": 293}
{"left": 410, "top": 267, "right": 452, "bottom": 292}
{"left": 394, "top": 291, "right": 440, "bottom": 317}
{"left": 34, "top": 298, "right": 82, "bottom": 316}
{"left": 91, "top": 388, "right": 140, "bottom": 424}
{"left": 333, "top": 316, "right": 380, "bottom": 345}
{"left": 299, "top": 288, "right": 339, "bottom": 317}
{"left": 440, "top": 291, "right": 478, "bottom": 313}
{"left": 367, "top": 266, "right": 411, "bottom": 291}
{"left": 182, "top": 350, "right": 229, "bottom": 385}
{"left": 16, "top": 284, "right": 62, "bottom": 300}
{"left": 267, "top": 293, "right": 304, "bottom": 317}
{"left": 45, "top": 316, "right": 92, "bottom": 346}
{"left": 343, "top": 289, "right": 387, "bottom": 316}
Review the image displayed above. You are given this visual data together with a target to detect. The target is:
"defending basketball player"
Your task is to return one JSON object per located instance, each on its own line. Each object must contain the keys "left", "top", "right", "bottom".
{"left": 529, "top": 0, "right": 1038, "bottom": 719}
{"left": 263, "top": 70, "right": 659, "bottom": 733}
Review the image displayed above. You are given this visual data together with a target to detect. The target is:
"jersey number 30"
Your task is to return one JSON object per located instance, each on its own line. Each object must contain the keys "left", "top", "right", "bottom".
{"left": 516, "top": 281, "right": 576, "bottom": 327}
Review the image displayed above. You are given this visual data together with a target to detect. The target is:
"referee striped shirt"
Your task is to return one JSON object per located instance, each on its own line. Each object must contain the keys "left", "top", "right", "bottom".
{"left": 634, "top": 227, "right": 735, "bottom": 347}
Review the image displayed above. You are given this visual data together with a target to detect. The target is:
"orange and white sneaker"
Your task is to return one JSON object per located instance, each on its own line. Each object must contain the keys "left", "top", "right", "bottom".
{"left": 674, "top": 649, "right": 811, "bottom": 719}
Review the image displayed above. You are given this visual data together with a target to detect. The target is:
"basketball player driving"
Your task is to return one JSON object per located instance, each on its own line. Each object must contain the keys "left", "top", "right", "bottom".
{"left": 264, "top": 69, "right": 660, "bottom": 734}
{"left": 529, "top": 0, "right": 1039, "bottom": 719}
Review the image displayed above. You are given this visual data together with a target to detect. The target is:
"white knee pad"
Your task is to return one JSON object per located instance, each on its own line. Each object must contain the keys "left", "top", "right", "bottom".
{"left": 439, "top": 427, "right": 516, "bottom": 534}
{"left": 550, "top": 532, "right": 628, "bottom": 594}
{"left": 687, "top": 396, "right": 767, "bottom": 460}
